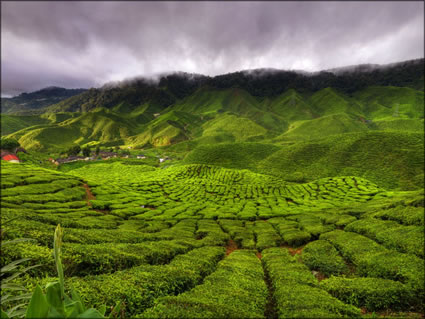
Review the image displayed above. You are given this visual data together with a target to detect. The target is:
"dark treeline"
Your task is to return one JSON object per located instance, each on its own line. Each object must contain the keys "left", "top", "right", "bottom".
{"left": 141, "top": 58, "right": 424, "bottom": 99}
{"left": 3, "top": 58, "right": 423, "bottom": 114}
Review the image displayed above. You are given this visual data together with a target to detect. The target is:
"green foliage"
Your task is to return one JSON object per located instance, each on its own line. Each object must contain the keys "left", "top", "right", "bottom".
{"left": 66, "top": 145, "right": 81, "bottom": 156}
{"left": 264, "top": 131, "right": 424, "bottom": 190}
{"left": 1, "top": 115, "right": 50, "bottom": 136}
{"left": 184, "top": 142, "right": 281, "bottom": 171}
{"left": 320, "top": 230, "right": 424, "bottom": 308}
{"left": 81, "top": 147, "right": 90, "bottom": 157}
{"left": 0, "top": 228, "right": 40, "bottom": 318}
{"left": 1, "top": 224, "right": 120, "bottom": 318}
{"left": 0, "top": 125, "right": 423, "bottom": 318}
{"left": 141, "top": 250, "right": 267, "bottom": 318}
{"left": 1, "top": 138, "right": 20, "bottom": 151}
{"left": 262, "top": 247, "right": 361, "bottom": 318}
{"left": 345, "top": 218, "right": 424, "bottom": 257}
{"left": 65, "top": 246, "right": 225, "bottom": 317}
{"left": 302, "top": 240, "right": 348, "bottom": 276}
{"left": 321, "top": 276, "right": 413, "bottom": 311}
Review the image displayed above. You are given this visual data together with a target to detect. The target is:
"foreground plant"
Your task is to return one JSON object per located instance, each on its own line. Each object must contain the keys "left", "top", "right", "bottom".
{"left": 1, "top": 224, "right": 121, "bottom": 319}
{"left": 1, "top": 217, "right": 41, "bottom": 318}
{"left": 1, "top": 239, "right": 39, "bottom": 318}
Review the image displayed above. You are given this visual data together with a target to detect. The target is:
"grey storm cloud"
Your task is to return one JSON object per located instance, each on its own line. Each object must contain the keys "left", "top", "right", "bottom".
{"left": 1, "top": 1, "right": 424, "bottom": 96}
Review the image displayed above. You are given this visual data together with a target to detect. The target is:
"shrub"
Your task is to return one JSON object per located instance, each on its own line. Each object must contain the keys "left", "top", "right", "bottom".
{"left": 262, "top": 247, "right": 361, "bottom": 318}
{"left": 321, "top": 276, "right": 413, "bottom": 311}
{"left": 0, "top": 138, "right": 20, "bottom": 151}
{"left": 302, "top": 240, "right": 348, "bottom": 276}
{"left": 141, "top": 250, "right": 267, "bottom": 318}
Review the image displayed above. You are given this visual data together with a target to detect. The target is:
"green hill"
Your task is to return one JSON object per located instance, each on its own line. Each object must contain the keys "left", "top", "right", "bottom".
{"left": 277, "top": 113, "right": 369, "bottom": 141}
{"left": 260, "top": 131, "right": 424, "bottom": 190}
{"left": 1, "top": 114, "right": 50, "bottom": 135}
{"left": 182, "top": 131, "right": 424, "bottom": 190}
{"left": 7, "top": 108, "right": 138, "bottom": 151}
{"left": 265, "top": 89, "right": 314, "bottom": 121}
{"left": 201, "top": 113, "right": 267, "bottom": 141}
{"left": 1, "top": 87, "right": 86, "bottom": 114}
{"left": 1, "top": 59, "right": 423, "bottom": 191}
{"left": 184, "top": 142, "right": 281, "bottom": 171}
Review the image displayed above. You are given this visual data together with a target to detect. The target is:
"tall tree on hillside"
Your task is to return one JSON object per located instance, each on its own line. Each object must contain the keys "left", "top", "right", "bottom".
{"left": 82, "top": 147, "right": 91, "bottom": 157}
{"left": 67, "top": 145, "right": 81, "bottom": 156}
{"left": 0, "top": 138, "right": 20, "bottom": 151}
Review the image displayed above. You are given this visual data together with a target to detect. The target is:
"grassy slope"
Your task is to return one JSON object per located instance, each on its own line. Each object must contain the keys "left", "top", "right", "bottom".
{"left": 265, "top": 89, "right": 314, "bottom": 121}
{"left": 5, "top": 85, "right": 424, "bottom": 149}
{"left": 126, "top": 111, "right": 204, "bottom": 148}
{"left": 277, "top": 113, "right": 369, "bottom": 141}
{"left": 353, "top": 86, "right": 424, "bottom": 120}
{"left": 183, "top": 142, "right": 281, "bottom": 171}
{"left": 260, "top": 131, "right": 424, "bottom": 190}
{"left": 201, "top": 113, "right": 267, "bottom": 141}
{"left": 3, "top": 85, "right": 424, "bottom": 191}
{"left": 184, "top": 131, "right": 424, "bottom": 190}
{"left": 1, "top": 114, "right": 50, "bottom": 135}
{"left": 8, "top": 108, "right": 138, "bottom": 151}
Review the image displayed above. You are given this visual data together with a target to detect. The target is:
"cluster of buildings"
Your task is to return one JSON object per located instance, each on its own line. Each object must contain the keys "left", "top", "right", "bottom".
{"left": 50, "top": 151, "right": 123, "bottom": 165}
{"left": 1, "top": 146, "right": 172, "bottom": 166}
{"left": 49, "top": 151, "right": 162, "bottom": 166}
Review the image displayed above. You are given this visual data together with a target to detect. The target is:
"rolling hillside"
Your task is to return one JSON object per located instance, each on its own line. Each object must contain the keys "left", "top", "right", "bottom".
{"left": 1, "top": 59, "right": 423, "bottom": 190}
{"left": 1, "top": 59, "right": 424, "bottom": 317}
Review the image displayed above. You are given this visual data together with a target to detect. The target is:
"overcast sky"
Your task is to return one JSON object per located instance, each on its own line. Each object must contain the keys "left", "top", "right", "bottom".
{"left": 1, "top": 1, "right": 424, "bottom": 97}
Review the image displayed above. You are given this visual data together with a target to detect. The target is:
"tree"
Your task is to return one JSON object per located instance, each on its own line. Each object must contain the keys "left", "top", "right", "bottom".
{"left": 82, "top": 147, "right": 91, "bottom": 157}
{"left": 0, "top": 138, "right": 20, "bottom": 151}
{"left": 120, "top": 149, "right": 130, "bottom": 156}
{"left": 95, "top": 145, "right": 100, "bottom": 155}
{"left": 67, "top": 145, "right": 81, "bottom": 156}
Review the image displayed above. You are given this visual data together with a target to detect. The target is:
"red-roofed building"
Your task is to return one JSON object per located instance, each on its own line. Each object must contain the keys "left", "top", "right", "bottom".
{"left": 2, "top": 154, "right": 20, "bottom": 163}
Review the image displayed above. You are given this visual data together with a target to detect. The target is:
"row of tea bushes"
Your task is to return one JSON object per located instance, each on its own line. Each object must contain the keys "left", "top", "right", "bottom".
{"left": 345, "top": 218, "right": 424, "bottom": 257}
{"left": 269, "top": 218, "right": 311, "bottom": 247}
{"left": 66, "top": 246, "right": 226, "bottom": 317}
{"left": 262, "top": 247, "right": 361, "bottom": 318}
{"left": 301, "top": 240, "right": 349, "bottom": 276}
{"left": 320, "top": 230, "right": 424, "bottom": 308}
{"left": 66, "top": 163, "right": 387, "bottom": 220}
{"left": 253, "top": 221, "right": 282, "bottom": 251}
{"left": 218, "top": 219, "right": 256, "bottom": 249}
{"left": 365, "top": 205, "right": 424, "bottom": 226}
{"left": 320, "top": 277, "right": 413, "bottom": 311}
{"left": 195, "top": 220, "right": 230, "bottom": 246}
{"left": 141, "top": 250, "right": 268, "bottom": 318}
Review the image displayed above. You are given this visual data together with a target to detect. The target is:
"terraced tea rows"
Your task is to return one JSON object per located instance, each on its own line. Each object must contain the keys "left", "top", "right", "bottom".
{"left": 1, "top": 161, "right": 424, "bottom": 317}
{"left": 67, "top": 162, "right": 384, "bottom": 220}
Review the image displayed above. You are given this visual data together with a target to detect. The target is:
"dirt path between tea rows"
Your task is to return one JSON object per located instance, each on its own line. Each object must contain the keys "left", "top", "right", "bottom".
{"left": 83, "top": 183, "right": 96, "bottom": 206}
{"left": 225, "top": 239, "right": 238, "bottom": 256}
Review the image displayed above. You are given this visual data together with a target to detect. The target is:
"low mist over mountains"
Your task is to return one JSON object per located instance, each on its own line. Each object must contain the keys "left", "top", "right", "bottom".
{"left": 2, "top": 58, "right": 423, "bottom": 115}
{"left": 1, "top": 86, "right": 87, "bottom": 115}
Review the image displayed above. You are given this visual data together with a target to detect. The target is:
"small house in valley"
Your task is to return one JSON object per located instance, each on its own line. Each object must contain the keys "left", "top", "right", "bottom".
{"left": 98, "top": 151, "right": 118, "bottom": 160}
{"left": 1, "top": 153, "right": 20, "bottom": 163}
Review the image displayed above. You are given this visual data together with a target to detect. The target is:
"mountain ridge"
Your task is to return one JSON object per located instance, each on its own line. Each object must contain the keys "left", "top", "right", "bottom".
{"left": 1, "top": 58, "right": 423, "bottom": 191}
{"left": 2, "top": 58, "right": 423, "bottom": 115}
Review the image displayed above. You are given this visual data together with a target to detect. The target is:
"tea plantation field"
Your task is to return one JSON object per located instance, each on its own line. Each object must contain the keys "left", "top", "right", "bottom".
{"left": 1, "top": 161, "right": 424, "bottom": 318}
